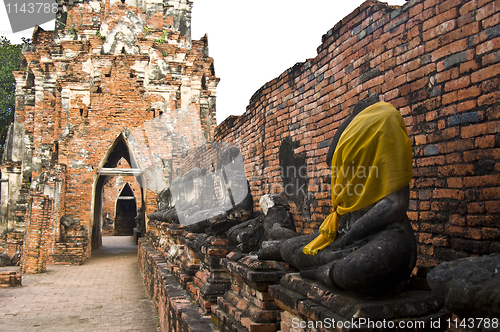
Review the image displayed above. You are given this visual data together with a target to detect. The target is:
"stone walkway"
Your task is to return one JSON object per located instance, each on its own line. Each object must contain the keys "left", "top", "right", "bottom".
{"left": 0, "top": 236, "right": 161, "bottom": 332}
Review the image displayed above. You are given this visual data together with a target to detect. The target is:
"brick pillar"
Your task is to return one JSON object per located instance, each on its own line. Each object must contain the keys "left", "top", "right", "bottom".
{"left": 20, "top": 194, "right": 54, "bottom": 274}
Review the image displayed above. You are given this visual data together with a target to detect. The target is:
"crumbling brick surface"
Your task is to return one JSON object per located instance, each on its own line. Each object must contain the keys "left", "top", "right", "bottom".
{"left": 0, "top": 271, "right": 22, "bottom": 288}
{"left": 145, "top": 220, "right": 233, "bottom": 314}
{"left": 138, "top": 239, "right": 217, "bottom": 332}
{"left": 21, "top": 194, "right": 54, "bottom": 274}
{"left": 214, "top": 0, "right": 500, "bottom": 266}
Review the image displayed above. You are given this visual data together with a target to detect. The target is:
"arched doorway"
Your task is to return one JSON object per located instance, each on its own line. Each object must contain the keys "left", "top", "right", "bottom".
{"left": 91, "top": 133, "right": 146, "bottom": 250}
{"left": 114, "top": 183, "right": 137, "bottom": 236}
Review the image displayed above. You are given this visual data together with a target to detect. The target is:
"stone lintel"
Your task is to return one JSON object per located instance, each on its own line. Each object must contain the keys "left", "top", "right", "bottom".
{"left": 97, "top": 168, "right": 142, "bottom": 176}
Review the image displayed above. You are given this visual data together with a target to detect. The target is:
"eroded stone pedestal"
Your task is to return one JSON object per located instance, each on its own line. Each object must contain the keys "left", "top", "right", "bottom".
{"left": 214, "top": 253, "right": 293, "bottom": 332}
{"left": 270, "top": 273, "right": 449, "bottom": 332}
{"left": 188, "top": 233, "right": 233, "bottom": 312}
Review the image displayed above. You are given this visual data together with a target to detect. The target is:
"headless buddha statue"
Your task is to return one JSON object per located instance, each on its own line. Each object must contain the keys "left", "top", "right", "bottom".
{"left": 281, "top": 97, "right": 417, "bottom": 294}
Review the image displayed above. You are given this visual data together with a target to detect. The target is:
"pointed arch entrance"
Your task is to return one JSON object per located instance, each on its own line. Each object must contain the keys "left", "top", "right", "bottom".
{"left": 91, "top": 132, "right": 146, "bottom": 250}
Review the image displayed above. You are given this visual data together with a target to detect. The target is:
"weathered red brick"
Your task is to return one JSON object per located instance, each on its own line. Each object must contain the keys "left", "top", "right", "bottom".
{"left": 432, "top": 235, "right": 451, "bottom": 247}
{"left": 449, "top": 214, "right": 466, "bottom": 226}
{"left": 464, "top": 175, "right": 500, "bottom": 187}
{"left": 431, "top": 39, "right": 468, "bottom": 61}
{"left": 423, "top": 8, "right": 458, "bottom": 31}
{"left": 457, "top": 99, "right": 478, "bottom": 112}
{"left": 461, "top": 121, "right": 500, "bottom": 138}
{"left": 472, "top": 63, "right": 500, "bottom": 82}
{"left": 477, "top": 0, "right": 500, "bottom": 20}
{"left": 447, "top": 177, "right": 464, "bottom": 188}
{"left": 468, "top": 202, "right": 486, "bottom": 214}
{"left": 481, "top": 227, "right": 500, "bottom": 240}
{"left": 477, "top": 36, "right": 500, "bottom": 55}
{"left": 478, "top": 90, "right": 500, "bottom": 106}
{"left": 423, "top": 19, "right": 457, "bottom": 41}
{"left": 475, "top": 135, "right": 496, "bottom": 148}
{"left": 444, "top": 76, "right": 470, "bottom": 91}
{"left": 460, "top": 0, "right": 477, "bottom": 15}
{"left": 485, "top": 201, "right": 500, "bottom": 213}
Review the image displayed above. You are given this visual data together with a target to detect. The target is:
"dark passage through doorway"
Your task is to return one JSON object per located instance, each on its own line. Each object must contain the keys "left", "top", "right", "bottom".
{"left": 114, "top": 183, "right": 137, "bottom": 236}
{"left": 92, "top": 133, "right": 146, "bottom": 250}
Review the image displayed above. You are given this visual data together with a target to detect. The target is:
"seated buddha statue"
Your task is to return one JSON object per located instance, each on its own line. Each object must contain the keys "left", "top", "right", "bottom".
{"left": 281, "top": 97, "right": 417, "bottom": 294}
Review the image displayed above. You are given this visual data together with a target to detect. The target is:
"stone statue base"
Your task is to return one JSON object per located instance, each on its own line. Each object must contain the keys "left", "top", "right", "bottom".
{"left": 213, "top": 253, "right": 293, "bottom": 332}
{"left": 270, "top": 273, "right": 450, "bottom": 332}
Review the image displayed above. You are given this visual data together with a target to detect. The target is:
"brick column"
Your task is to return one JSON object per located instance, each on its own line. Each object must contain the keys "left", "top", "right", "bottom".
{"left": 20, "top": 194, "right": 54, "bottom": 274}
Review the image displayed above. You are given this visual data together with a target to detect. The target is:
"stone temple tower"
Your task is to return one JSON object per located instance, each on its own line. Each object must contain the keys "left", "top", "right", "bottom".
{"left": 0, "top": 0, "right": 218, "bottom": 273}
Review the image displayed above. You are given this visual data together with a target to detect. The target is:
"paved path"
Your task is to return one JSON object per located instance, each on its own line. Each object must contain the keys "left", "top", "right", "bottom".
{"left": 0, "top": 236, "right": 160, "bottom": 332}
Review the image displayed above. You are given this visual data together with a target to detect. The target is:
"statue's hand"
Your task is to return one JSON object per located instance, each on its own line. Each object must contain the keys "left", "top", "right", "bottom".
{"left": 331, "top": 234, "right": 350, "bottom": 250}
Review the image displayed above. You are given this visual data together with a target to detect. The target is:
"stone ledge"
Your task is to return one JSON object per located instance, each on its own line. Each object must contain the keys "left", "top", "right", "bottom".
{"left": 270, "top": 273, "right": 450, "bottom": 331}
{"left": 138, "top": 239, "right": 217, "bottom": 332}
{"left": 221, "top": 255, "right": 289, "bottom": 291}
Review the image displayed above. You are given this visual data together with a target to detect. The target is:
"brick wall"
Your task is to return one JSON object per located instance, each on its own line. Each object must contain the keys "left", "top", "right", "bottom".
{"left": 214, "top": 0, "right": 500, "bottom": 266}
{"left": 138, "top": 238, "right": 217, "bottom": 332}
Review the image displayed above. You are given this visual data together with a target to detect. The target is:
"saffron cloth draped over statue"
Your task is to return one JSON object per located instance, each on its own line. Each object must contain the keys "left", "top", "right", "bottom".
{"left": 303, "top": 102, "right": 413, "bottom": 255}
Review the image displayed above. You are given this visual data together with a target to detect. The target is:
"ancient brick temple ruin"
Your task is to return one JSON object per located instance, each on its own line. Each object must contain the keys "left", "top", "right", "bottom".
{"left": 2, "top": 0, "right": 500, "bottom": 330}
{"left": 0, "top": 0, "right": 217, "bottom": 273}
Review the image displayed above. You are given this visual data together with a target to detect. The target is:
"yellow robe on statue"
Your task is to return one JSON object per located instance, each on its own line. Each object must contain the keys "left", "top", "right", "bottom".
{"left": 303, "top": 102, "right": 413, "bottom": 255}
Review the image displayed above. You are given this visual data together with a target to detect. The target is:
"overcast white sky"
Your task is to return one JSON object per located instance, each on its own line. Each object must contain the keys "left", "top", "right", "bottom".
{"left": 1, "top": 0, "right": 406, "bottom": 124}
